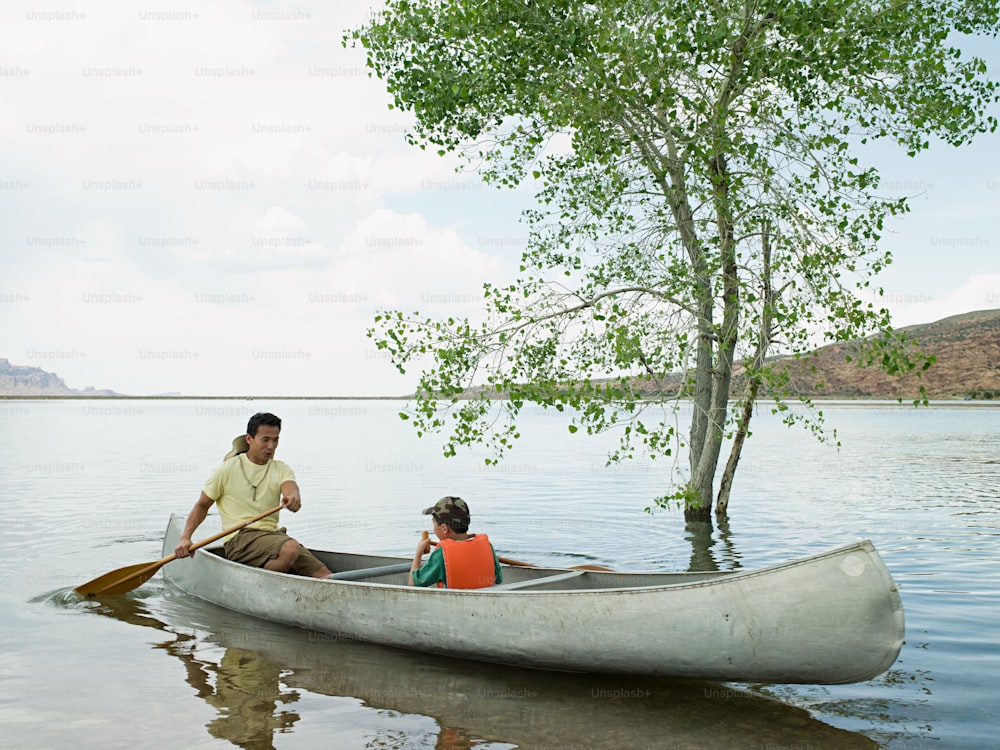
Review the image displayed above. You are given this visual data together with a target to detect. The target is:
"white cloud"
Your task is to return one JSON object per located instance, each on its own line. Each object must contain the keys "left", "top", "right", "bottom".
{"left": 337, "top": 208, "right": 504, "bottom": 309}
{"left": 255, "top": 205, "right": 308, "bottom": 233}
{"left": 1, "top": 0, "right": 997, "bottom": 397}
{"left": 886, "top": 274, "right": 1000, "bottom": 328}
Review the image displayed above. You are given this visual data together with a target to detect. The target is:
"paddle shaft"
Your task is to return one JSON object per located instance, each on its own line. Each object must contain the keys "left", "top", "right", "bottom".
{"left": 77, "top": 504, "right": 283, "bottom": 597}
{"left": 178, "top": 503, "right": 284, "bottom": 557}
{"left": 427, "top": 539, "right": 614, "bottom": 571}
{"left": 427, "top": 538, "right": 540, "bottom": 569}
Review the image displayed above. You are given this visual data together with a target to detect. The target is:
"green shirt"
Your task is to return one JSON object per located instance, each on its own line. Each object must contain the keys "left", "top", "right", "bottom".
{"left": 411, "top": 547, "right": 448, "bottom": 587}
{"left": 411, "top": 543, "right": 503, "bottom": 588}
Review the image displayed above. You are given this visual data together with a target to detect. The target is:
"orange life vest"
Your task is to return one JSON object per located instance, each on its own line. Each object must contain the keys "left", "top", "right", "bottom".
{"left": 438, "top": 534, "right": 496, "bottom": 589}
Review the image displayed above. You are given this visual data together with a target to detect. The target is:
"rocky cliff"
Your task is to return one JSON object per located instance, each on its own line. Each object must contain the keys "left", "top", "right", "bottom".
{"left": 0, "top": 359, "right": 120, "bottom": 396}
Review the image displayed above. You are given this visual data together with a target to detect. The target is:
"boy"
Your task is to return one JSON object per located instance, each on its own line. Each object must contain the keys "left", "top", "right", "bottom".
{"left": 408, "top": 496, "right": 502, "bottom": 588}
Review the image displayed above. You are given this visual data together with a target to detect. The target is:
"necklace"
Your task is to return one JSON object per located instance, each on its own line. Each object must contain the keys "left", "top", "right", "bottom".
{"left": 238, "top": 455, "right": 272, "bottom": 502}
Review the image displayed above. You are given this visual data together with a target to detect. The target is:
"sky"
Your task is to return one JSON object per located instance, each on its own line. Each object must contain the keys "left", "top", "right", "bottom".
{"left": 1, "top": 2, "right": 998, "bottom": 397}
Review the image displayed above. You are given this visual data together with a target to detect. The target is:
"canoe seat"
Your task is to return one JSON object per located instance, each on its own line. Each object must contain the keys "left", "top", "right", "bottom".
{"left": 489, "top": 570, "right": 586, "bottom": 591}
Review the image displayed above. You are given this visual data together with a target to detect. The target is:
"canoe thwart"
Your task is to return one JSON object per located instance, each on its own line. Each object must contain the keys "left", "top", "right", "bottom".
{"left": 328, "top": 562, "right": 413, "bottom": 581}
{"left": 489, "top": 570, "right": 586, "bottom": 591}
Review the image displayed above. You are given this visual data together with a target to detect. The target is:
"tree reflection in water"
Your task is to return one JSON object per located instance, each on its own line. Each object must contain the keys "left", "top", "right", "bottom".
{"left": 684, "top": 516, "right": 741, "bottom": 573}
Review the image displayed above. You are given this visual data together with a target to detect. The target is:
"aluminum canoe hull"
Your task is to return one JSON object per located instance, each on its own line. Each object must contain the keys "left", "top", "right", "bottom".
{"left": 160, "top": 515, "right": 904, "bottom": 684}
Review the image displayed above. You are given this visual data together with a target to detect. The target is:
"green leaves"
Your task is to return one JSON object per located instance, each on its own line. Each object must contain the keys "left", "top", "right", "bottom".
{"left": 351, "top": 0, "right": 999, "bottom": 515}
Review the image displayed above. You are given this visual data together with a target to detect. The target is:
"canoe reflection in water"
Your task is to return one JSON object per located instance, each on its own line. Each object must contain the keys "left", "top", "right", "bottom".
{"left": 80, "top": 593, "right": 301, "bottom": 747}
{"left": 82, "top": 588, "right": 879, "bottom": 749}
{"left": 174, "top": 640, "right": 301, "bottom": 745}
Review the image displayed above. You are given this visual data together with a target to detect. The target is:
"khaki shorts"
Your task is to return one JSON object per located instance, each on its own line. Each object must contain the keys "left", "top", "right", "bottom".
{"left": 224, "top": 527, "right": 326, "bottom": 577}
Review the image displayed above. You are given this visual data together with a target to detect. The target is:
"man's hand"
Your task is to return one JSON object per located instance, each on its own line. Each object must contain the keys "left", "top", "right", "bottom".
{"left": 175, "top": 537, "right": 193, "bottom": 558}
{"left": 281, "top": 482, "right": 302, "bottom": 512}
{"left": 175, "top": 492, "right": 214, "bottom": 559}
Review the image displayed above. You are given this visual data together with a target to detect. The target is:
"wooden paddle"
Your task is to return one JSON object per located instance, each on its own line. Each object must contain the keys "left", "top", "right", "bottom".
{"left": 427, "top": 539, "right": 613, "bottom": 571}
{"left": 75, "top": 504, "right": 283, "bottom": 598}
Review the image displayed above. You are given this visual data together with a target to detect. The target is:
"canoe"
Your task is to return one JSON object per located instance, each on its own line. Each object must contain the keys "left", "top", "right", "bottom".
{"left": 160, "top": 514, "right": 904, "bottom": 684}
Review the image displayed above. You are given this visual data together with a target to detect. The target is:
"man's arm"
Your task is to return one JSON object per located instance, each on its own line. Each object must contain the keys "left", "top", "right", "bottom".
{"left": 280, "top": 479, "right": 301, "bottom": 512}
{"left": 174, "top": 492, "right": 215, "bottom": 558}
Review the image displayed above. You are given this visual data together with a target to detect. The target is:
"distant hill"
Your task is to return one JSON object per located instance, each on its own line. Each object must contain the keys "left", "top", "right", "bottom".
{"left": 765, "top": 309, "right": 1000, "bottom": 400}
{"left": 0, "top": 358, "right": 121, "bottom": 396}
{"left": 616, "top": 308, "right": 1000, "bottom": 401}
{"left": 461, "top": 308, "right": 997, "bottom": 402}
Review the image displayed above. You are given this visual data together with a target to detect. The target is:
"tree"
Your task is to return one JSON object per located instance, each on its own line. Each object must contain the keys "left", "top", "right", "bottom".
{"left": 349, "top": 0, "right": 999, "bottom": 520}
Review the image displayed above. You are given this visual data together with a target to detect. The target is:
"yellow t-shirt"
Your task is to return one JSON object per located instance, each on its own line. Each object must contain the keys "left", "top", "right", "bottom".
{"left": 203, "top": 454, "right": 296, "bottom": 538}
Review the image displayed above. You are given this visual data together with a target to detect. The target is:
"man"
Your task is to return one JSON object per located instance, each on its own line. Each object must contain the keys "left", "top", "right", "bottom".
{"left": 174, "top": 412, "right": 332, "bottom": 579}
{"left": 409, "top": 496, "right": 502, "bottom": 588}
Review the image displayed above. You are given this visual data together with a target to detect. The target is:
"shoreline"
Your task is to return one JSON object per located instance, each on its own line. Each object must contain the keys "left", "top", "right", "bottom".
{"left": 1, "top": 394, "right": 997, "bottom": 406}
{"left": 0, "top": 394, "right": 409, "bottom": 401}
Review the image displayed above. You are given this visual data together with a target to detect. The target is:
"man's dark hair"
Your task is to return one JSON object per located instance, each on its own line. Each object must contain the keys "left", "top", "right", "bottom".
{"left": 434, "top": 514, "right": 470, "bottom": 534}
{"left": 247, "top": 412, "right": 281, "bottom": 437}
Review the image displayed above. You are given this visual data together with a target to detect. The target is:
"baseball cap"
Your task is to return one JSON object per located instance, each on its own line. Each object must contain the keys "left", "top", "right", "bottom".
{"left": 422, "top": 496, "right": 471, "bottom": 522}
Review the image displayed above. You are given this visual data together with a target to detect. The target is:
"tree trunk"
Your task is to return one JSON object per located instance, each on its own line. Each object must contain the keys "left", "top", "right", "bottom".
{"left": 663, "top": 140, "right": 720, "bottom": 523}
{"left": 715, "top": 224, "right": 774, "bottom": 518}
{"left": 686, "top": 304, "right": 717, "bottom": 521}
{"left": 716, "top": 393, "right": 754, "bottom": 519}
{"left": 687, "top": 147, "right": 740, "bottom": 521}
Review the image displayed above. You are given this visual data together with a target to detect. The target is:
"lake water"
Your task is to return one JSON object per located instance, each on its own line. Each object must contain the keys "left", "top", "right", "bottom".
{"left": 1, "top": 398, "right": 998, "bottom": 749}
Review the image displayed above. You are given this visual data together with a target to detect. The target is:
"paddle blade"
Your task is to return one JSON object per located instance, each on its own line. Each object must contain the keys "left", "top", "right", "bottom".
{"left": 74, "top": 561, "right": 164, "bottom": 598}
